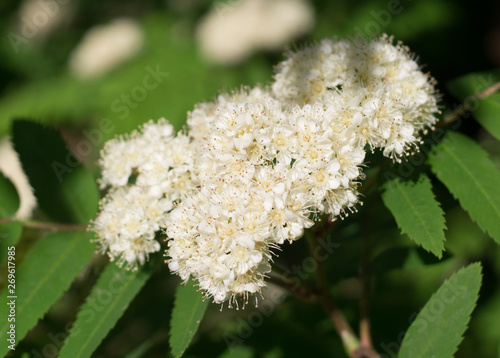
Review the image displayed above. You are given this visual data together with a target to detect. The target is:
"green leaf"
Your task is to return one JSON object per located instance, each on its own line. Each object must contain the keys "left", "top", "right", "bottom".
{"left": 218, "top": 345, "right": 254, "bottom": 358}
{"left": 0, "top": 220, "right": 22, "bottom": 264}
{"left": 58, "top": 264, "right": 152, "bottom": 358}
{"left": 381, "top": 174, "right": 446, "bottom": 257}
{"left": 427, "top": 131, "right": 500, "bottom": 244}
{"left": 0, "top": 230, "right": 95, "bottom": 355}
{"left": 0, "top": 170, "right": 20, "bottom": 218}
{"left": 170, "top": 281, "right": 209, "bottom": 358}
{"left": 399, "top": 262, "right": 482, "bottom": 358}
{"left": 12, "top": 120, "right": 99, "bottom": 224}
{"left": 447, "top": 69, "right": 500, "bottom": 141}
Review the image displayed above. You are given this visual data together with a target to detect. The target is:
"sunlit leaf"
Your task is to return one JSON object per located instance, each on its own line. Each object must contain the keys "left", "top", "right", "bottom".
{"left": 170, "top": 281, "right": 209, "bottom": 358}
{"left": 399, "top": 263, "right": 482, "bottom": 358}
{"left": 58, "top": 264, "right": 152, "bottom": 358}
{"left": 0, "top": 230, "right": 95, "bottom": 355}
{"left": 381, "top": 174, "right": 446, "bottom": 257}
{"left": 428, "top": 131, "right": 500, "bottom": 244}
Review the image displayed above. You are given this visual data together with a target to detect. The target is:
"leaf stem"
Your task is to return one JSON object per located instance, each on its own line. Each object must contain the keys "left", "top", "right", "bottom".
{"left": 0, "top": 217, "right": 87, "bottom": 231}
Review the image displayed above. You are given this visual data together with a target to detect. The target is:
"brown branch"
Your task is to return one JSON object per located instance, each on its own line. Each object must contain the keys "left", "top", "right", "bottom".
{"left": 477, "top": 81, "right": 500, "bottom": 98}
{"left": 440, "top": 81, "right": 500, "bottom": 127}
{"left": 267, "top": 274, "right": 318, "bottom": 302}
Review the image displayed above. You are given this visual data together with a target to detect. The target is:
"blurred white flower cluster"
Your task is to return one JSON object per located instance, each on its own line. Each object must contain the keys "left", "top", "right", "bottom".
{"left": 91, "top": 35, "right": 439, "bottom": 305}
{"left": 196, "top": 0, "right": 314, "bottom": 65}
{"left": 69, "top": 18, "right": 143, "bottom": 79}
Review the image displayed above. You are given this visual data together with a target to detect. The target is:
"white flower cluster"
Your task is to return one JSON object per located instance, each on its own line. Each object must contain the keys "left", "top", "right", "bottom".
{"left": 167, "top": 87, "right": 365, "bottom": 305}
{"left": 92, "top": 119, "right": 197, "bottom": 269}
{"left": 91, "top": 35, "right": 439, "bottom": 305}
{"left": 273, "top": 35, "right": 439, "bottom": 159}
{"left": 69, "top": 18, "right": 143, "bottom": 79}
{"left": 196, "top": 0, "right": 314, "bottom": 65}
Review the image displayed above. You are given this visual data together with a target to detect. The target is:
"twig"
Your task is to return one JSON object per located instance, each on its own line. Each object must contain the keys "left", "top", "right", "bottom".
{"left": 440, "top": 81, "right": 500, "bottom": 127}
{"left": 267, "top": 274, "right": 317, "bottom": 302}
{"left": 477, "top": 81, "right": 500, "bottom": 98}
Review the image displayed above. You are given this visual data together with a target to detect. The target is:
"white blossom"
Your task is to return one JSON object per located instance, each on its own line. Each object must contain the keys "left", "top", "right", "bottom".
{"left": 273, "top": 34, "right": 439, "bottom": 160}
{"left": 91, "top": 35, "right": 439, "bottom": 305}
{"left": 92, "top": 119, "right": 198, "bottom": 270}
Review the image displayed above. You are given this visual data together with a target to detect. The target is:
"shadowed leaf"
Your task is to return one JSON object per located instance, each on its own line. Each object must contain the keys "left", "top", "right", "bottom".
{"left": 0, "top": 171, "right": 20, "bottom": 218}
{"left": 12, "top": 120, "right": 98, "bottom": 224}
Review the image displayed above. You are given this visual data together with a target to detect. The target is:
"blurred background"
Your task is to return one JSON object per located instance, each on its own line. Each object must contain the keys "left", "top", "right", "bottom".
{"left": 0, "top": 0, "right": 499, "bottom": 357}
